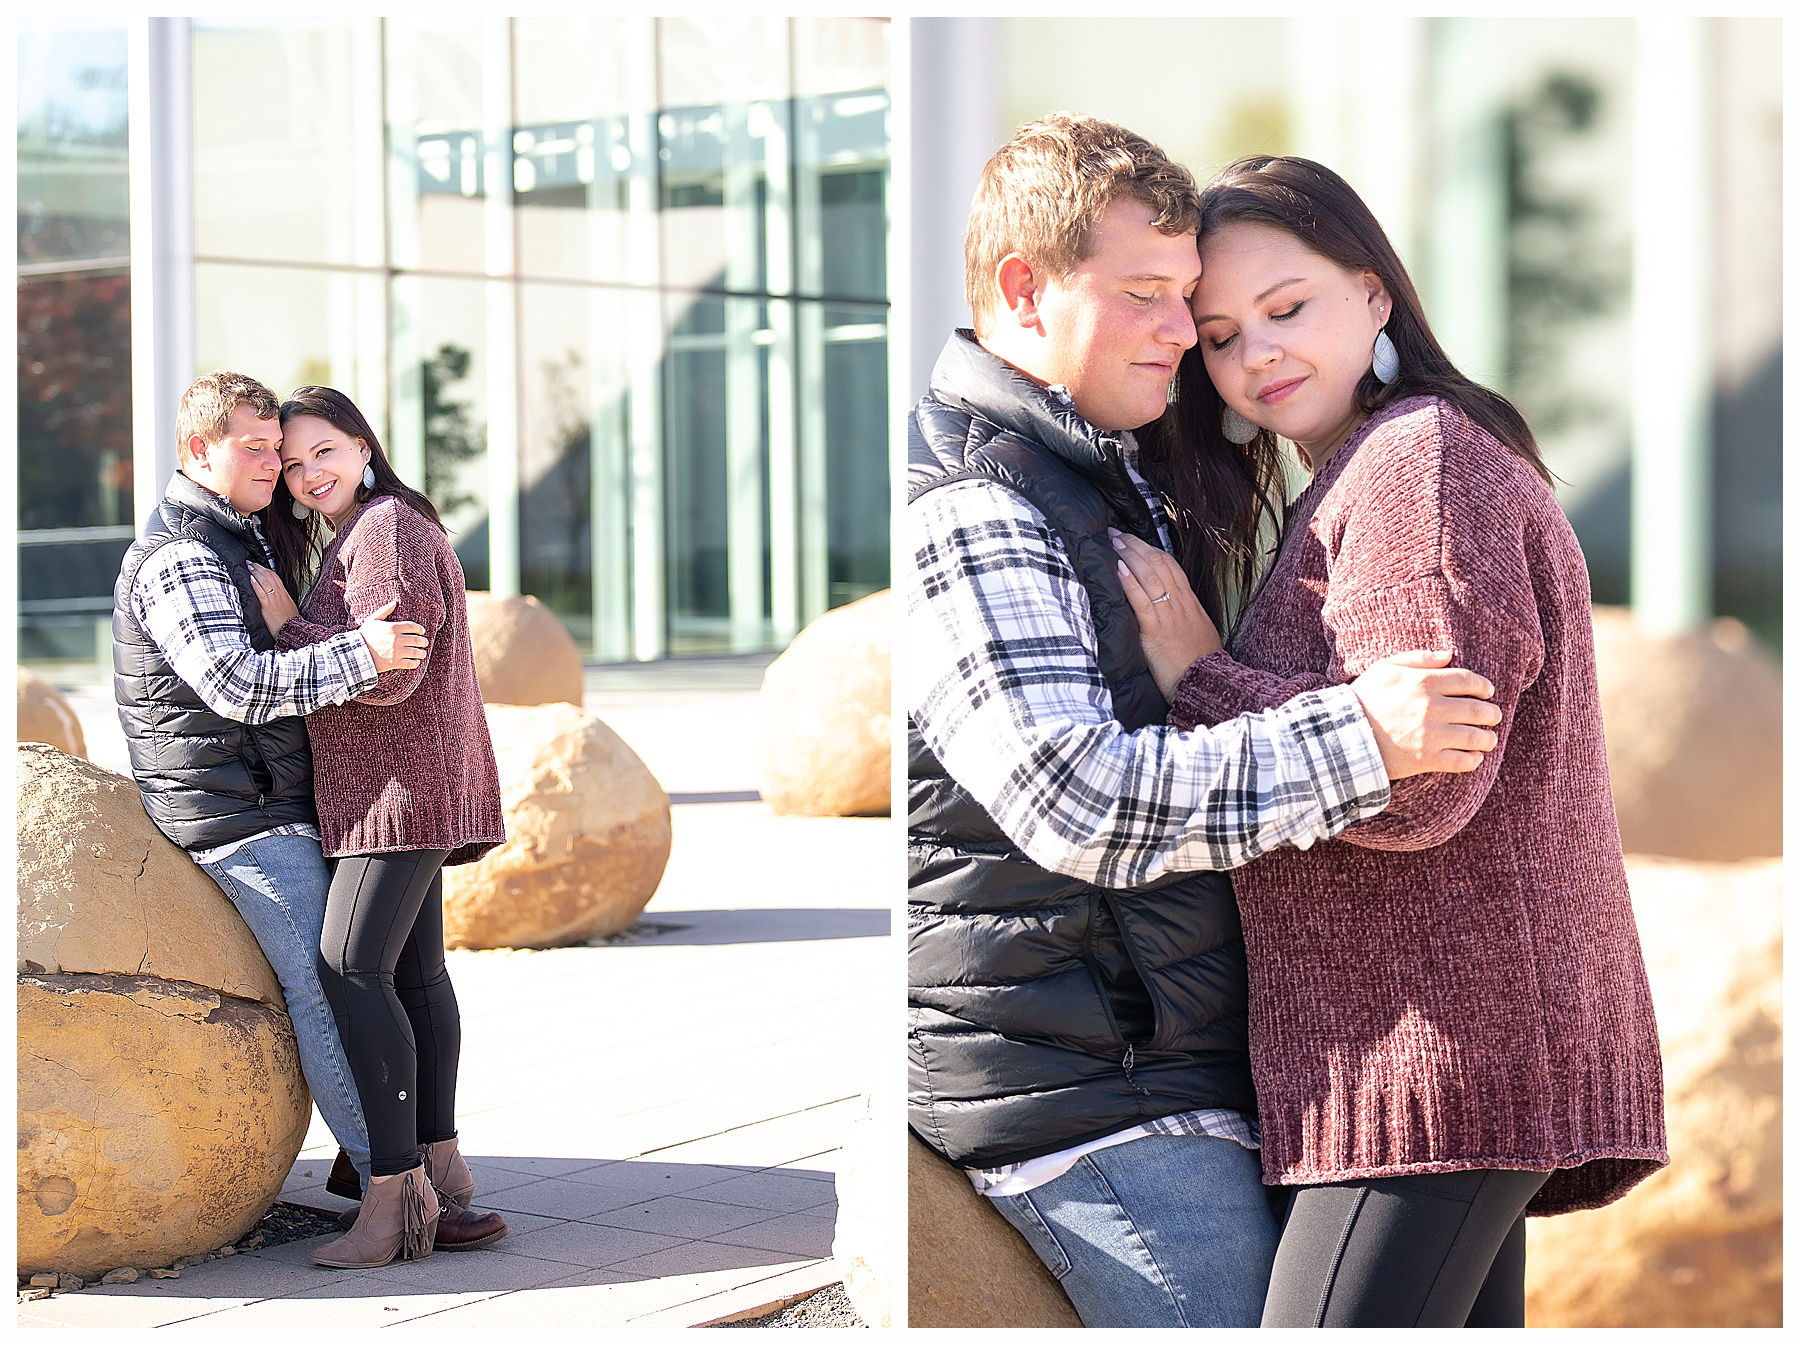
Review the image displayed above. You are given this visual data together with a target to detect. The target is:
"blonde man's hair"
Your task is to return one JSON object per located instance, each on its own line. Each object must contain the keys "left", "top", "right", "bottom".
{"left": 964, "top": 113, "right": 1202, "bottom": 335}
{"left": 175, "top": 370, "right": 281, "bottom": 465}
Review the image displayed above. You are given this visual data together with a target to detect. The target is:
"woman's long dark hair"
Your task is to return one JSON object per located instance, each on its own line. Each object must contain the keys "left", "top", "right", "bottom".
{"left": 1139, "top": 155, "right": 1551, "bottom": 625}
{"left": 263, "top": 385, "right": 446, "bottom": 598}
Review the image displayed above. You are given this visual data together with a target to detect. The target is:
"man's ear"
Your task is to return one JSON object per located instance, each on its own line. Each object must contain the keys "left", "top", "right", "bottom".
{"left": 994, "top": 253, "right": 1045, "bottom": 331}
{"left": 187, "top": 434, "right": 212, "bottom": 469}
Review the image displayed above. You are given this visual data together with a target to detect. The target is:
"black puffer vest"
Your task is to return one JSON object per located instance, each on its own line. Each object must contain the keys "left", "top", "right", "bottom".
{"left": 908, "top": 333, "right": 1255, "bottom": 1170}
{"left": 112, "top": 474, "right": 318, "bottom": 851}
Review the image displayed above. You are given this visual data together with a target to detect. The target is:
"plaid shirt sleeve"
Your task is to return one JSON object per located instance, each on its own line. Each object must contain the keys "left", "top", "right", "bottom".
{"left": 905, "top": 478, "right": 1391, "bottom": 889}
{"left": 131, "top": 538, "right": 378, "bottom": 724}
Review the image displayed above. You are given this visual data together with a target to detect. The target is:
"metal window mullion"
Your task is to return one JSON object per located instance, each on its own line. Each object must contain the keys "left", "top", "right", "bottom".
{"left": 483, "top": 16, "right": 521, "bottom": 599}
{"left": 629, "top": 18, "right": 667, "bottom": 661}
{"left": 1631, "top": 17, "right": 1713, "bottom": 635}
{"left": 723, "top": 102, "right": 766, "bottom": 652}
{"left": 763, "top": 88, "right": 800, "bottom": 645}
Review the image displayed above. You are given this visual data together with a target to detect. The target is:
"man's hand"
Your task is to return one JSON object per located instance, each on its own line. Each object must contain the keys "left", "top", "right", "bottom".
{"left": 359, "top": 599, "right": 429, "bottom": 674}
{"left": 246, "top": 563, "right": 299, "bottom": 636}
{"left": 1352, "top": 651, "right": 1501, "bottom": 780}
{"left": 1111, "top": 528, "right": 1222, "bottom": 700}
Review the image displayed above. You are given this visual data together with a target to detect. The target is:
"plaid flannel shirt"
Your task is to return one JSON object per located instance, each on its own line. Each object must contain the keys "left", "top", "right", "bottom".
{"left": 905, "top": 436, "right": 1391, "bottom": 891}
{"left": 130, "top": 510, "right": 377, "bottom": 726}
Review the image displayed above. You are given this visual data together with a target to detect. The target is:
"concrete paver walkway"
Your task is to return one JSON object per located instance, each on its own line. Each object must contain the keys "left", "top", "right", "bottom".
{"left": 21, "top": 657, "right": 897, "bottom": 1328}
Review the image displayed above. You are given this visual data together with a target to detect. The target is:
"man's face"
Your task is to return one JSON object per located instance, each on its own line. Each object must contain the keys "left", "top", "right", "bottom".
{"left": 1024, "top": 199, "right": 1202, "bottom": 432}
{"left": 190, "top": 404, "right": 282, "bottom": 515}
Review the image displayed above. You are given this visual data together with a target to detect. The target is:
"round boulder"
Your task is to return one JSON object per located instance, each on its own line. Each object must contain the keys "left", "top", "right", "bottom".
{"left": 464, "top": 592, "right": 584, "bottom": 707}
{"left": 18, "top": 667, "right": 86, "bottom": 758}
{"left": 758, "top": 589, "right": 890, "bottom": 817}
{"left": 17, "top": 744, "right": 308, "bottom": 1277}
{"left": 908, "top": 1132, "right": 1082, "bottom": 1328}
{"left": 441, "top": 703, "right": 672, "bottom": 949}
{"left": 1591, "top": 606, "right": 1781, "bottom": 860}
{"left": 1525, "top": 856, "right": 1781, "bottom": 1327}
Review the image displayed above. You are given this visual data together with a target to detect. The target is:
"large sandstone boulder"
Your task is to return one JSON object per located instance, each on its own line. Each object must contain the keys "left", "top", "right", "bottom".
{"left": 465, "top": 591, "right": 584, "bottom": 707}
{"left": 758, "top": 590, "right": 890, "bottom": 817}
{"left": 1591, "top": 606, "right": 1780, "bottom": 859}
{"left": 908, "top": 1132, "right": 1082, "bottom": 1328}
{"left": 441, "top": 703, "right": 671, "bottom": 949}
{"left": 17, "top": 744, "right": 309, "bottom": 1277}
{"left": 1525, "top": 855, "right": 1781, "bottom": 1327}
{"left": 833, "top": 1089, "right": 899, "bottom": 1328}
{"left": 18, "top": 667, "right": 86, "bottom": 758}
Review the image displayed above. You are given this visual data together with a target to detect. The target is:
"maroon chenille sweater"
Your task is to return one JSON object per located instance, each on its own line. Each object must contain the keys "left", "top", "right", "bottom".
{"left": 276, "top": 496, "right": 504, "bottom": 866}
{"left": 1169, "top": 396, "right": 1666, "bottom": 1216}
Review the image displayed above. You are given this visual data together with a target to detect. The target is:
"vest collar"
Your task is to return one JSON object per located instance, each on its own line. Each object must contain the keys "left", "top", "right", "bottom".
{"left": 165, "top": 471, "right": 261, "bottom": 544}
{"left": 928, "top": 331, "right": 1160, "bottom": 540}
{"left": 929, "top": 330, "right": 1124, "bottom": 473}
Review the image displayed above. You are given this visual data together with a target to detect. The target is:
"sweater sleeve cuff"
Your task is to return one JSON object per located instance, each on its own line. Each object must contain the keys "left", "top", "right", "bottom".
{"left": 1273, "top": 684, "right": 1392, "bottom": 840}
{"left": 1169, "top": 651, "right": 1279, "bottom": 729}
{"left": 275, "top": 615, "right": 337, "bottom": 650}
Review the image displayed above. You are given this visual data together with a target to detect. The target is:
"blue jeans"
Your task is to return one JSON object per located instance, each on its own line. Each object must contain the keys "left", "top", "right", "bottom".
{"left": 198, "top": 833, "right": 372, "bottom": 1182}
{"left": 990, "top": 1134, "right": 1279, "bottom": 1327}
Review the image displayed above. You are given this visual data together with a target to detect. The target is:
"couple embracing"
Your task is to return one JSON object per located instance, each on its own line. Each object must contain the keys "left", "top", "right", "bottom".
{"left": 905, "top": 115, "right": 1667, "bottom": 1327}
{"left": 113, "top": 373, "right": 507, "bottom": 1268}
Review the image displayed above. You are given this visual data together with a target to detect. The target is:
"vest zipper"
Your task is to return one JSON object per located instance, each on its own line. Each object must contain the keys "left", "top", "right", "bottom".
{"left": 1121, "top": 1044, "right": 1149, "bottom": 1096}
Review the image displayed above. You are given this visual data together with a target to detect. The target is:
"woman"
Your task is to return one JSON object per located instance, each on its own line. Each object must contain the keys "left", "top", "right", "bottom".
{"left": 1114, "top": 157, "right": 1666, "bottom": 1328}
{"left": 248, "top": 386, "right": 509, "bottom": 1268}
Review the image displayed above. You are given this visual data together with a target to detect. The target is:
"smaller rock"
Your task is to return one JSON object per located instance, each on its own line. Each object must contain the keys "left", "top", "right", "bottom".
{"left": 28, "top": 1274, "right": 56, "bottom": 1288}
{"left": 99, "top": 1268, "right": 137, "bottom": 1285}
{"left": 214, "top": 1245, "right": 235, "bottom": 1257}
{"left": 465, "top": 592, "right": 584, "bottom": 707}
{"left": 240, "top": 1233, "right": 264, "bottom": 1249}
{"left": 59, "top": 1275, "right": 83, "bottom": 1291}
{"left": 17, "top": 667, "right": 87, "bottom": 758}
{"left": 149, "top": 1268, "right": 180, "bottom": 1279}
{"left": 21, "top": 1288, "right": 50, "bottom": 1301}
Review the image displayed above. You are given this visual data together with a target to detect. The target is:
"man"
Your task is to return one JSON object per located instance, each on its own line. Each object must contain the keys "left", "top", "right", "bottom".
{"left": 905, "top": 115, "right": 1502, "bottom": 1326}
{"left": 112, "top": 371, "right": 425, "bottom": 1195}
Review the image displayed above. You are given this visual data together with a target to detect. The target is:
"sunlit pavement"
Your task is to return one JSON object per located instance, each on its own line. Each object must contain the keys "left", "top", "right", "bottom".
{"left": 23, "top": 657, "right": 898, "bottom": 1328}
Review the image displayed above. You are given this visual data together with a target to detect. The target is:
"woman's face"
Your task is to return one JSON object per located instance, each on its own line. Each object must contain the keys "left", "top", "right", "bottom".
{"left": 279, "top": 414, "right": 370, "bottom": 528}
{"left": 1192, "top": 221, "right": 1391, "bottom": 456}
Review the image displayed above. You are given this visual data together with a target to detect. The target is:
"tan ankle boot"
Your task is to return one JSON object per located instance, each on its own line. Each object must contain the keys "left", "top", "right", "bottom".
{"left": 310, "top": 1164, "right": 441, "bottom": 1268}
{"left": 419, "top": 1137, "right": 475, "bottom": 1210}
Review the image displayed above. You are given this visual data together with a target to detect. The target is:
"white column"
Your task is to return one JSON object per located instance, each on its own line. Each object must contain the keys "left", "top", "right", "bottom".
{"left": 1631, "top": 18, "right": 1712, "bottom": 635}
{"left": 901, "top": 18, "right": 999, "bottom": 406}
{"left": 482, "top": 17, "right": 520, "bottom": 598}
{"left": 1426, "top": 18, "right": 1508, "bottom": 389}
{"left": 129, "top": 18, "right": 194, "bottom": 534}
{"left": 791, "top": 91, "right": 830, "bottom": 627}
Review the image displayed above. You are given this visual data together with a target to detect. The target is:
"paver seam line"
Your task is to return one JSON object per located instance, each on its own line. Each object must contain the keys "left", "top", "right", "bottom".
{"left": 628, "top": 1094, "right": 863, "bottom": 1158}
{"left": 629, "top": 1258, "right": 840, "bottom": 1328}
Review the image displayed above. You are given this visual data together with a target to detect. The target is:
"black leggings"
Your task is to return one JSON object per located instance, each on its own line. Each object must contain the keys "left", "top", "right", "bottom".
{"left": 318, "top": 849, "right": 461, "bottom": 1176}
{"left": 1261, "top": 1168, "right": 1550, "bottom": 1328}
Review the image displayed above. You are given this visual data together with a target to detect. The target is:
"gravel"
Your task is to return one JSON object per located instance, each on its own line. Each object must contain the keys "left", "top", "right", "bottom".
{"left": 711, "top": 1282, "right": 866, "bottom": 1328}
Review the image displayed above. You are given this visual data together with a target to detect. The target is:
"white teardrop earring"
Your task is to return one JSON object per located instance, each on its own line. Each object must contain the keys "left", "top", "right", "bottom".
{"left": 1372, "top": 329, "right": 1400, "bottom": 384}
{"left": 291, "top": 497, "right": 309, "bottom": 520}
{"left": 1221, "top": 404, "right": 1260, "bottom": 445}
{"left": 362, "top": 463, "right": 376, "bottom": 490}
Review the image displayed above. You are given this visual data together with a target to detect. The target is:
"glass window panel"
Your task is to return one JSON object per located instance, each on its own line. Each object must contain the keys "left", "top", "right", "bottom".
{"left": 792, "top": 18, "right": 889, "bottom": 99}
{"left": 657, "top": 19, "right": 789, "bottom": 108}
{"left": 19, "top": 270, "right": 134, "bottom": 531}
{"left": 191, "top": 21, "right": 382, "bottom": 267}
{"left": 17, "top": 22, "right": 129, "bottom": 265}
{"left": 194, "top": 263, "right": 387, "bottom": 427}
{"left": 386, "top": 20, "right": 488, "bottom": 274}
{"left": 518, "top": 282, "right": 636, "bottom": 655}
{"left": 510, "top": 20, "right": 657, "bottom": 287}
{"left": 390, "top": 273, "right": 491, "bottom": 589}
{"left": 821, "top": 302, "right": 889, "bottom": 607}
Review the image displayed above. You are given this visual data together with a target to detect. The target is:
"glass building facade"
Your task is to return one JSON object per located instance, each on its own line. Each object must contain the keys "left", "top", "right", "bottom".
{"left": 19, "top": 17, "right": 891, "bottom": 663}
